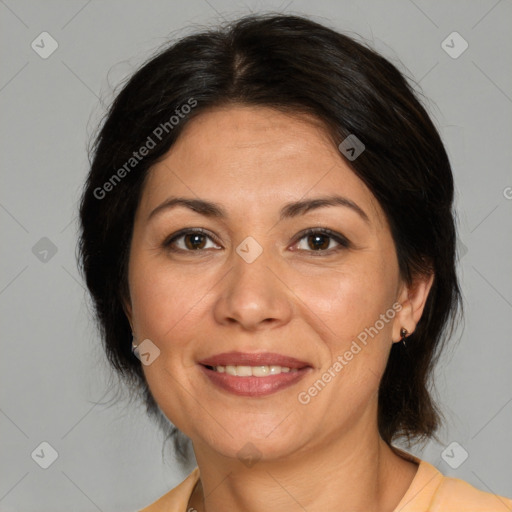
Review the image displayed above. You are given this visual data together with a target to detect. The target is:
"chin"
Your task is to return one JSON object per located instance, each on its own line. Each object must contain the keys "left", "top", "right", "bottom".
{"left": 194, "top": 418, "right": 308, "bottom": 463}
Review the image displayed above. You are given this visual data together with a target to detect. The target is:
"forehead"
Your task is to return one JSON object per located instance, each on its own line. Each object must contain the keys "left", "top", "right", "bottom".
{"left": 138, "top": 105, "right": 385, "bottom": 228}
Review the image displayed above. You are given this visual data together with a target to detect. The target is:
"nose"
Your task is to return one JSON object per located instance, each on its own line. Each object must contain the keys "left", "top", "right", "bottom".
{"left": 212, "top": 242, "right": 293, "bottom": 332}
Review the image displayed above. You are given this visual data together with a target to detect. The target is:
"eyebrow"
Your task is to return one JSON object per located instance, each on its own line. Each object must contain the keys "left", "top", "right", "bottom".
{"left": 147, "top": 195, "right": 370, "bottom": 225}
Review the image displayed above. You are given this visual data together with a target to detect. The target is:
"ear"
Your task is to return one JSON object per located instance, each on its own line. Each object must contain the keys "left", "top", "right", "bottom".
{"left": 392, "top": 272, "right": 434, "bottom": 343}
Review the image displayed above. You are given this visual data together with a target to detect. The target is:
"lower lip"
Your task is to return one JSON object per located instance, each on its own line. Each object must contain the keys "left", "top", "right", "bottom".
{"left": 199, "top": 365, "right": 311, "bottom": 397}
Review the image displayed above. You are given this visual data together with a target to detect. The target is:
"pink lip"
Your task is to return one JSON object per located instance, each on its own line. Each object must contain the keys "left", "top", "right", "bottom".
{"left": 197, "top": 352, "right": 312, "bottom": 397}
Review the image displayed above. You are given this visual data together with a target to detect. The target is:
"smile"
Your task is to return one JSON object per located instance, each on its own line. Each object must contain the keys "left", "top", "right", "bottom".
{"left": 198, "top": 352, "right": 312, "bottom": 397}
{"left": 205, "top": 364, "right": 298, "bottom": 376}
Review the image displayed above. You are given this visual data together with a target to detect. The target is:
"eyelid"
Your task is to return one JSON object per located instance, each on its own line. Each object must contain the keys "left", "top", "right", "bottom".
{"left": 163, "top": 227, "right": 221, "bottom": 248}
{"left": 293, "top": 227, "right": 350, "bottom": 245}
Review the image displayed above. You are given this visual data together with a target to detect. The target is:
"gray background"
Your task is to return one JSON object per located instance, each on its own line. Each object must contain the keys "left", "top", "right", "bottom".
{"left": 1, "top": 0, "right": 511, "bottom": 511}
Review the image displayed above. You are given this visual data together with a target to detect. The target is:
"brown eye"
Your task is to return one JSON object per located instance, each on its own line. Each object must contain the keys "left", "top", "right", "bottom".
{"left": 183, "top": 233, "right": 207, "bottom": 250}
{"left": 305, "top": 233, "right": 331, "bottom": 251}
{"left": 163, "top": 229, "right": 221, "bottom": 252}
{"left": 293, "top": 228, "right": 350, "bottom": 255}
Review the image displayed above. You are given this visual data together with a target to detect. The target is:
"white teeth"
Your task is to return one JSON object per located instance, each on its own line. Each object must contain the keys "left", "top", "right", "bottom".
{"left": 225, "top": 365, "right": 237, "bottom": 376}
{"left": 212, "top": 365, "right": 297, "bottom": 376}
{"left": 252, "top": 365, "right": 269, "bottom": 377}
{"left": 236, "top": 365, "right": 253, "bottom": 377}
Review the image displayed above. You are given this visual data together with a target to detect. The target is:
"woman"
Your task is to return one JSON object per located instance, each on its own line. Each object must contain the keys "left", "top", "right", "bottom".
{"left": 78, "top": 13, "right": 512, "bottom": 512}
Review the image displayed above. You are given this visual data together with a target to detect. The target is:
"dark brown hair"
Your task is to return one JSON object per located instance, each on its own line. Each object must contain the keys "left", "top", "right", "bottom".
{"left": 78, "top": 13, "right": 463, "bottom": 462}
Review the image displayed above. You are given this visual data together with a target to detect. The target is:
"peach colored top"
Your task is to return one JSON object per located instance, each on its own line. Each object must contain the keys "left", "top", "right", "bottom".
{"left": 138, "top": 457, "right": 512, "bottom": 512}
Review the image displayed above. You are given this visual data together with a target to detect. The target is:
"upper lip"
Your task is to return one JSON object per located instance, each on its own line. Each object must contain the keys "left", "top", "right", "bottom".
{"left": 198, "top": 351, "right": 311, "bottom": 369}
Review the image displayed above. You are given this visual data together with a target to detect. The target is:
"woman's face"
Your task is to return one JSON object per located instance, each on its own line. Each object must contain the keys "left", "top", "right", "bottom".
{"left": 125, "top": 105, "right": 423, "bottom": 462}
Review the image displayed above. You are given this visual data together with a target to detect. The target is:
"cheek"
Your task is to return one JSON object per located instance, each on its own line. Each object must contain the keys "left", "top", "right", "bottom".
{"left": 129, "top": 255, "right": 210, "bottom": 345}
{"left": 294, "top": 259, "right": 396, "bottom": 402}
{"left": 129, "top": 258, "right": 209, "bottom": 432}
{"left": 296, "top": 259, "right": 396, "bottom": 344}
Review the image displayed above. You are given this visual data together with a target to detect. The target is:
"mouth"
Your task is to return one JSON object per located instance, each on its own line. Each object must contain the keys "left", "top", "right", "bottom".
{"left": 197, "top": 352, "right": 312, "bottom": 397}
{"left": 203, "top": 364, "right": 299, "bottom": 376}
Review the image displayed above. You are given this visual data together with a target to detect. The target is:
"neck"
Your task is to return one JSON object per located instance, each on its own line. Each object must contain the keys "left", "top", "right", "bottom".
{"left": 188, "top": 417, "right": 418, "bottom": 512}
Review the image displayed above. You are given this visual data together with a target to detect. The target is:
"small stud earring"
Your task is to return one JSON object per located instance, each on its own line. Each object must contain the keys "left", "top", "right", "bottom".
{"left": 400, "top": 327, "right": 409, "bottom": 347}
{"left": 131, "top": 332, "right": 138, "bottom": 353}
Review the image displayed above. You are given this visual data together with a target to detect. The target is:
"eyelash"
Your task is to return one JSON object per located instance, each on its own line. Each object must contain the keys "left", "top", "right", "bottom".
{"left": 162, "top": 227, "right": 351, "bottom": 256}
